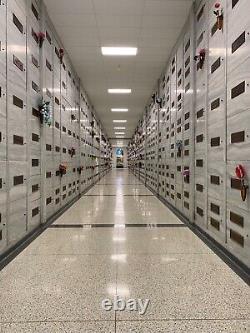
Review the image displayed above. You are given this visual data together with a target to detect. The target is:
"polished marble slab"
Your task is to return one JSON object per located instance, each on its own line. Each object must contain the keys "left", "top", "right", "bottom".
{"left": 0, "top": 169, "right": 249, "bottom": 332}
{"left": 0, "top": 322, "right": 115, "bottom": 333}
{"left": 116, "top": 320, "right": 250, "bottom": 332}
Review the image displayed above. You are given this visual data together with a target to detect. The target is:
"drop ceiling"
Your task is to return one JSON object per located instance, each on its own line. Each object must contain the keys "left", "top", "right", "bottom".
{"left": 44, "top": 0, "right": 193, "bottom": 143}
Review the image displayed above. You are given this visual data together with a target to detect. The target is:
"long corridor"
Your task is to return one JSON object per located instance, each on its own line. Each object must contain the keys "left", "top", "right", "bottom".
{"left": 0, "top": 169, "right": 249, "bottom": 332}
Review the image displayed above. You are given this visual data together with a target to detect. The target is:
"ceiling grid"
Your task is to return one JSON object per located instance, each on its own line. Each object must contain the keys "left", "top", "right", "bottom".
{"left": 44, "top": 0, "right": 193, "bottom": 143}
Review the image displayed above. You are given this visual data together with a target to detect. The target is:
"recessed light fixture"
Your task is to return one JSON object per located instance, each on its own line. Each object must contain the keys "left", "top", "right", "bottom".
{"left": 114, "top": 127, "right": 126, "bottom": 130}
{"left": 111, "top": 108, "right": 128, "bottom": 112}
{"left": 113, "top": 120, "right": 127, "bottom": 123}
{"left": 115, "top": 132, "right": 125, "bottom": 135}
{"left": 101, "top": 47, "right": 137, "bottom": 56}
{"left": 108, "top": 89, "right": 131, "bottom": 94}
{"left": 116, "top": 136, "right": 125, "bottom": 139}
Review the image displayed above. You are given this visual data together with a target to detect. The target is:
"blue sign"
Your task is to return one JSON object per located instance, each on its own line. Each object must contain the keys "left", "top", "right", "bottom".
{"left": 116, "top": 148, "right": 124, "bottom": 156}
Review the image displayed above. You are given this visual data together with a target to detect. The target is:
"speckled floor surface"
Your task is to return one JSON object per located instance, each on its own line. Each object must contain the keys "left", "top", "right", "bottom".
{"left": 0, "top": 169, "right": 249, "bottom": 332}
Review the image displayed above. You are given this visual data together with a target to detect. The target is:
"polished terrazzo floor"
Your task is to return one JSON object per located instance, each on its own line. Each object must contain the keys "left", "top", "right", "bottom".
{"left": 0, "top": 169, "right": 249, "bottom": 332}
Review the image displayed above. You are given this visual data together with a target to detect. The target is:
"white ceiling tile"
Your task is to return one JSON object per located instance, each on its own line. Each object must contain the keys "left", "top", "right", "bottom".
{"left": 60, "top": 36, "right": 100, "bottom": 47}
{"left": 138, "top": 36, "right": 177, "bottom": 48}
{"left": 137, "top": 46, "right": 171, "bottom": 56}
{"left": 102, "top": 57, "right": 137, "bottom": 66}
{"left": 93, "top": 0, "right": 145, "bottom": 15}
{"left": 68, "top": 49, "right": 102, "bottom": 63}
{"left": 44, "top": 0, "right": 94, "bottom": 14}
{"left": 99, "top": 37, "right": 139, "bottom": 45}
{"left": 140, "top": 27, "right": 181, "bottom": 39}
{"left": 142, "top": 15, "right": 186, "bottom": 29}
{"left": 135, "top": 61, "right": 166, "bottom": 69}
{"left": 137, "top": 53, "right": 168, "bottom": 62}
{"left": 99, "top": 27, "right": 140, "bottom": 43}
{"left": 97, "top": 15, "right": 141, "bottom": 28}
{"left": 144, "top": 0, "right": 192, "bottom": 16}
{"left": 55, "top": 27, "right": 98, "bottom": 39}
{"left": 48, "top": 14, "right": 97, "bottom": 27}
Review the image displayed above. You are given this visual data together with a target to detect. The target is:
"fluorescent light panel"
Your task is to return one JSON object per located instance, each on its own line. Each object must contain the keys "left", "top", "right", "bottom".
{"left": 113, "top": 120, "right": 127, "bottom": 123}
{"left": 108, "top": 89, "right": 131, "bottom": 94}
{"left": 101, "top": 47, "right": 137, "bottom": 56}
{"left": 115, "top": 132, "right": 125, "bottom": 135}
{"left": 114, "top": 127, "right": 126, "bottom": 130}
{"left": 111, "top": 108, "right": 128, "bottom": 112}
